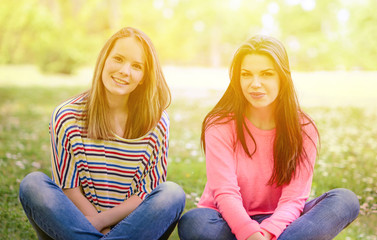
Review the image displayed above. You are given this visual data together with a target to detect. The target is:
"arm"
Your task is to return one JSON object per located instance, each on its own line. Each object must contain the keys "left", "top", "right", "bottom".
{"left": 80, "top": 114, "right": 169, "bottom": 231}
{"left": 50, "top": 104, "right": 111, "bottom": 233}
{"left": 62, "top": 187, "right": 109, "bottom": 233}
{"left": 62, "top": 186, "right": 142, "bottom": 233}
{"left": 49, "top": 106, "right": 80, "bottom": 189}
{"left": 63, "top": 187, "right": 98, "bottom": 216}
{"left": 132, "top": 114, "right": 169, "bottom": 200}
{"left": 86, "top": 195, "right": 142, "bottom": 232}
{"left": 205, "top": 124, "right": 262, "bottom": 240}
{"left": 260, "top": 124, "right": 319, "bottom": 239}
{"left": 93, "top": 115, "right": 169, "bottom": 229}
{"left": 247, "top": 232, "right": 270, "bottom": 240}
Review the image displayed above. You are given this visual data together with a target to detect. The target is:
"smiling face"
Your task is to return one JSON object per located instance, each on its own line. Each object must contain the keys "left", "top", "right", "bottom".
{"left": 101, "top": 37, "right": 145, "bottom": 100}
{"left": 240, "top": 53, "right": 280, "bottom": 113}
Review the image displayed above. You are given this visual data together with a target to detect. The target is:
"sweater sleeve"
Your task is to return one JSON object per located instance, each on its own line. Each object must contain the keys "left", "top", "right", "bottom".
{"left": 205, "top": 123, "right": 262, "bottom": 240}
{"left": 260, "top": 123, "right": 319, "bottom": 239}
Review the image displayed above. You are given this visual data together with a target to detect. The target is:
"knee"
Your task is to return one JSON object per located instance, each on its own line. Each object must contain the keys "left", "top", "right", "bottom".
{"left": 178, "top": 210, "right": 201, "bottom": 240}
{"left": 155, "top": 181, "right": 186, "bottom": 210}
{"left": 179, "top": 209, "right": 196, "bottom": 226}
{"left": 20, "top": 172, "right": 48, "bottom": 197}
{"left": 19, "top": 172, "right": 52, "bottom": 204}
{"left": 160, "top": 181, "right": 186, "bottom": 202}
{"left": 328, "top": 188, "right": 360, "bottom": 220}
{"left": 178, "top": 208, "right": 204, "bottom": 228}
{"left": 178, "top": 208, "right": 225, "bottom": 240}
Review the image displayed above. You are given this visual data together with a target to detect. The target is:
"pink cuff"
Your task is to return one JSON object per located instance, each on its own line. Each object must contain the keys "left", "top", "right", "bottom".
{"left": 260, "top": 221, "right": 281, "bottom": 240}
{"left": 236, "top": 223, "right": 261, "bottom": 240}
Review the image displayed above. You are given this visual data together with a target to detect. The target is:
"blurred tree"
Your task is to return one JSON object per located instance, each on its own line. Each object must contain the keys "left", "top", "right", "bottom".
{"left": 0, "top": 0, "right": 376, "bottom": 73}
{"left": 346, "top": 0, "right": 377, "bottom": 70}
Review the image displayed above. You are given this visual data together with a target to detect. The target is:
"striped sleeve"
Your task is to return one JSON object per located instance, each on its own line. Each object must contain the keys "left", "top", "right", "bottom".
{"left": 133, "top": 112, "right": 169, "bottom": 200}
{"left": 49, "top": 102, "right": 80, "bottom": 189}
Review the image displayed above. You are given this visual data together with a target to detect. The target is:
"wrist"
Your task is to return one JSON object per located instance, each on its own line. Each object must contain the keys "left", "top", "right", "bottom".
{"left": 95, "top": 212, "right": 108, "bottom": 231}
{"left": 86, "top": 214, "right": 105, "bottom": 232}
{"left": 246, "top": 232, "right": 265, "bottom": 240}
{"left": 261, "top": 229, "right": 272, "bottom": 240}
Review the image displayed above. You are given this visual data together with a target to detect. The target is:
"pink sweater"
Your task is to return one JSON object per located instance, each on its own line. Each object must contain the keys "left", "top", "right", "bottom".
{"left": 198, "top": 116, "right": 318, "bottom": 240}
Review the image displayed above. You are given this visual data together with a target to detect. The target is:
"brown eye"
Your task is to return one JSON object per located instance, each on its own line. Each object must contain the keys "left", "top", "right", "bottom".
{"left": 241, "top": 72, "right": 251, "bottom": 77}
{"left": 132, "top": 63, "right": 143, "bottom": 70}
{"left": 113, "top": 56, "right": 122, "bottom": 62}
{"left": 262, "top": 71, "right": 274, "bottom": 77}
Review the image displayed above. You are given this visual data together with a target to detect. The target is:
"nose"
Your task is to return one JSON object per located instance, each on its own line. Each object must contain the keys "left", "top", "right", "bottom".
{"left": 250, "top": 76, "right": 262, "bottom": 88}
{"left": 119, "top": 63, "right": 131, "bottom": 76}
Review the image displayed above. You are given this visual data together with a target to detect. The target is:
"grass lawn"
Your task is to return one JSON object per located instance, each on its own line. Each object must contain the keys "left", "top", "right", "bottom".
{"left": 0, "top": 66, "right": 376, "bottom": 239}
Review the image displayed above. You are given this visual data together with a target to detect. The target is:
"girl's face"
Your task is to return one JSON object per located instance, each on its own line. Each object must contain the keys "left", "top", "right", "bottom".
{"left": 240, "top": 53, "right": 280, "bottom": 112}
{"left": 102, "top": 37, "right": 145, "bottom": 99}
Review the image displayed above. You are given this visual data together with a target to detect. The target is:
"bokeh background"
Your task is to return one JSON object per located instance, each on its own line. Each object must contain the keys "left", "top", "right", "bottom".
{"left": 0, "top": 0, "right": 376, "bottom": 239}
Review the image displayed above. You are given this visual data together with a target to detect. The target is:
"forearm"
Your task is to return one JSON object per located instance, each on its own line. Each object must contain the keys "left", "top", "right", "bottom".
{"left": 63, "top": 187, "right": 142, "bottom": 232}
{"left": 63, "top": 187, "right": 98, "bottom": 216}
{"left": 246, "top": 232, "right": 268, "bottom": 240}
{"left": 63, "top": 187, "right": 106, "bottom": 232}
{"left": 96, "top": 195, "right": 142, "bottom": 229}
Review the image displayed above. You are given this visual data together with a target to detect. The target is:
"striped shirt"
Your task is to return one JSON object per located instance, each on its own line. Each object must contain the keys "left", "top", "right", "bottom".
{"left": 49, "top": 93, "right": 169, "bottom": 212}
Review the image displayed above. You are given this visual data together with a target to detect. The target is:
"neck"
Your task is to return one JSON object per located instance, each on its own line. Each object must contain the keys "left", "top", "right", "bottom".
{"left": 105, "top": 93, "right": 129, "bottom": 137}
{"left": 105, "top": 92, "right": 129, "bottom": 113}
{"left": 245, "top": 105, "right": 275, "bottom": 130}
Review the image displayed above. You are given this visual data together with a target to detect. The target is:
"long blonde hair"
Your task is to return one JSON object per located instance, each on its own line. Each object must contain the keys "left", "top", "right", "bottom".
{"left": 85, "top": 27, "right": 171, "bottom": 139}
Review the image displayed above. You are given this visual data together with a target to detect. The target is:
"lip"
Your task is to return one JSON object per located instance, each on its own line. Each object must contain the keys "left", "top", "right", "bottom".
{"left": 112, "top": 76, "right": 129, "bottom": 85}
{"left": 250, "top": 92, "right": 266, "bottom": 99}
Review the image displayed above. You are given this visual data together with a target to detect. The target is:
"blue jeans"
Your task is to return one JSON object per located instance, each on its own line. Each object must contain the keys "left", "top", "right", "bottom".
{"left": 178, "top": 188, "right": 360, "bottom": 240}
{"left": 19, "top": 172, "right": 186, "bottom": 240}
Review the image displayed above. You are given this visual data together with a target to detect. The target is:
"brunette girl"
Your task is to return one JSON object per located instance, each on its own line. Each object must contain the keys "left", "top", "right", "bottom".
{"left": 178, "top": 35, "right": 359, "bottom": 240}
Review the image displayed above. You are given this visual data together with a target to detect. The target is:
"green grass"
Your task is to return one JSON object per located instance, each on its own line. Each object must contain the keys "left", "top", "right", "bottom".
{"left": 1, "top": 82, "right": 376, "bottom": 239}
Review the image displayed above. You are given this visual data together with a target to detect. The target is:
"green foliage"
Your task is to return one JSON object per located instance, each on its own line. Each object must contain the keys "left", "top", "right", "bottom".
{"left": 0, "top": 0, "right": 101, "bottom": 74}
{"left": 1, "top": 0, "right": 377, "bottom": 73}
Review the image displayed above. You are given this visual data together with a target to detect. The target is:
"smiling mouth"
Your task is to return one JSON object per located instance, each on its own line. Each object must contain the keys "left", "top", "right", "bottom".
{"left": 112, "top": 77, "right": 129, "bottom": 85}
{"left": 250, "top": 92, "right": 266, "bottom": 99}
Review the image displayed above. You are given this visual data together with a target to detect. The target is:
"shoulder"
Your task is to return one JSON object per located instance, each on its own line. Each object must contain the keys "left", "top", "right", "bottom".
{"left": 156, "top": 110, "right": 169, "bottom": 131}
{"left": 52, "top": 93, "right": 86, "bottom": 119}
{"left": 152, "top": 110, "right": 170, "bottom": 139}
{"left": 159, "top": 110, "right": 170, "bottom": 128}
{"left": 206, "top": 114, "right": 236, "bottom": 139}
{"left": 51, "top": 93, "right": 87, "bottom": 128}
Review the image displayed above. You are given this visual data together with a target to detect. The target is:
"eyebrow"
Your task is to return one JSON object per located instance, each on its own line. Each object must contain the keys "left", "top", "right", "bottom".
{"left": 241, "top": 68, "right": 275, "bottom": 72}
{"left": 134, "top": 61, "right": 145, "bottom": 66}
{"left": 113, "top": 53, "right": 145, "bottom": 66}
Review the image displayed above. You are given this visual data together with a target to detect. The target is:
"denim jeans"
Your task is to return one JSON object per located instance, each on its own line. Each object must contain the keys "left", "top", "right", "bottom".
{"left": 178, "top": 188, "right": 360, "bottom": 240}
{"left": 19, "top": 172, "right": 186, "bottom": 240}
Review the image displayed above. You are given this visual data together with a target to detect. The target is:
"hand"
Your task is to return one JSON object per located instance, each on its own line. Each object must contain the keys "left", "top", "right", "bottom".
{"left": 261, "top": 229, "right": 272, "bottom": 240}
{"left": 101, "top": 227, "right": 111, "bottom": 235}
{"left": 246, "top": 232, "right": 268, "bottom": 240}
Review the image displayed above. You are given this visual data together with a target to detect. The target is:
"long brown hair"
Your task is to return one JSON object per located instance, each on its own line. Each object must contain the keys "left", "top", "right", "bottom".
{"left": 201, "top": 35, "right": 318, "bottom": 186}
{"left": 85, "top": 27, "right": 171, "bottom": 139}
